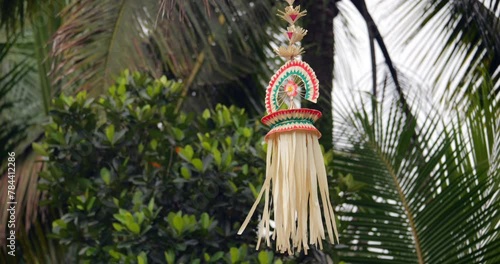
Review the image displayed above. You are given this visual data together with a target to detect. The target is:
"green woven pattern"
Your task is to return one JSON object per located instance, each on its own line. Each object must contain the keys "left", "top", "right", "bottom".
{"left": 270, "top": 116, "right": 315, "bottom": 129}
{"left": 272, "top": 70, "right": 311, "bottom": 111}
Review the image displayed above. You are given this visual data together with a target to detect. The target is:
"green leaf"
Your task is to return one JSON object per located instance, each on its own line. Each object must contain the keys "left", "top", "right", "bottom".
{"left": 172, "top": 213, "right": 184, "bottom": 234}
{"left": 248, "top": 183, "right": 258, "bottom": 199}
{"left": 229, "top": 247, "right": 239, "bottom": 264}
{"left": 344, "top": 174, "right": 355, "bottom": 188}
{"left": 136, "top": 212, "right": 145, "bottom": 225}
{"left": 112, "top": 223, "right": 123, "bottom": 231}
{"left": 202, "top": 109, "right": 211, "bottom": 119}
{"left": 172, "top": 127, "right": 185, "bottom": 141}
{"left": 132, "top": 190, "right": 143, "bottom": 205}
{"left": 212, "top": 148, "right": 222, "bottom": 167}
{"left": 86, "top": 196, "right": 96, "bottom": 211}
{"left": 32, "top": 142, "right": 48, "bottom": 156}
{"left": 191, "top": 158, "right": 204, "bottom": 172}
{"left": 181, "top": 166, "right": 191, "bottom": 180}
{"left": 224, "top": 151, "right": 232, "bottom": 168}
{"left": 113, "top": 129, "right": 126, "bottom": 144}
{"left": 258, "top": 251, "right": 273, "bottom": 264}
{"left": 222, "top": 107, "right": 231, "bottom": 124}
{"left": 148, "top": 198, "right": 155, "bottom": 212}
{"left": 76, "top": 91, "right": 87, "bottom": 103}
{"left": 165, "top": 250, "right": 175, "bottom": 264}
{"left": 228, "top": 180, "right": 238, "bottom": 193}
{"left": 238, "top": 244, "right": 248, "bottom": 260}
{"left": 109, "top": 85, "right": 116, "bottom": 96}
{"left": 150, "top": 139, "right": 158, "bottom": 150}
{"left": 180, "top": 145, "right": 194, "bottom": 161}
{"left": 200, "top": 213, "right": 210, "bottom": 229}
{"left": 210, "top": 251, "right": 224, "bottom": 263}
{"left": 125, "top": 218, "right": 140, "bottom": 234}
{"left": 146, "top": 86, "right": 154, "bottom": 97}
{"left": 160, "top": 76, "right": 168, "bottom": 86}
{"left": 170, "top": 82, "right": 181, "bottom": 93}
{"left": 138, "top": 143, "right": 144, "bottom": 153}
{"left": 211, "top": 252, "right": 224, "bottom": 262}
{"left": 137, "top": 252, "right": 147, "bottom": 264}
{"left": 105, "top": 124, "right": 115, "bottom": 143}
{"left": 52, "top": 219, "right": 67, "bottom": 230}
{"left": 113, "top": 213, "right": 125, "bottom": 224}
{"left": 61, "top": 95, "right": 74, "bottom": 106}
{"left": 100, "top": 168, "right": 111, "bottom": 185}
{"left": 242, "top": 127, "right": 252, "bottom": 138}
{"left": 109, "top": 249, "right": 121, "bottom": 260}
{"left": 202, "top": 141, "right": 211, "bottom": 151}
{"left": 49, "top": 132, "right": 65, "bottom": 145}
{"left": 117, "top": 83, "right": 126, "bottom": 95}
{"left": 141, "top": 105, "right": 151, "bottom": 118}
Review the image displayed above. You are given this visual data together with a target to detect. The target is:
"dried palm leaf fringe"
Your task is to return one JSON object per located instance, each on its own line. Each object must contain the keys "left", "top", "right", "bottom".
{"left": 238, "top": 131, "right": 338, "bottom": 254}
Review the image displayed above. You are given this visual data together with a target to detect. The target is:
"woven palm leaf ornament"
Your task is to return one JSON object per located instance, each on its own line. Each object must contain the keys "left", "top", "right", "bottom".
{"left": 238, "top": 0, "right": 339, "bottom": 255}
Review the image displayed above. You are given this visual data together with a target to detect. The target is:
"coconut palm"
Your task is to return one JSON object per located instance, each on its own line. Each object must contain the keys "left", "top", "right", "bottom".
{"left": 330, "top": 69, "right": 499, "bottom": 263}
{"left": 328, "top": 1, "right": 500, "bottom": 262}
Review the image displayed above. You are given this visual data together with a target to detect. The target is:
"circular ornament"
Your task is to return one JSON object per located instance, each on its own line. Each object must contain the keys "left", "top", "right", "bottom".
{"left": 261, "top": 108, "right": 322, "bottom": 139}
{"left": 265, "top": 60, "right": 319, "bottom": 114}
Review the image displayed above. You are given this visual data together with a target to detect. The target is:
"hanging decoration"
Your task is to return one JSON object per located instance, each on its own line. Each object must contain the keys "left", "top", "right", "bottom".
{"left": 238, "top": 0, "right": 339, "bottom": 255}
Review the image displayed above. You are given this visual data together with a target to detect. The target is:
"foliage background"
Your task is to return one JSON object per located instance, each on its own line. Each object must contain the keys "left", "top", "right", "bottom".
{"left": 0, "top": 0, "right": 499, "bottom": 263}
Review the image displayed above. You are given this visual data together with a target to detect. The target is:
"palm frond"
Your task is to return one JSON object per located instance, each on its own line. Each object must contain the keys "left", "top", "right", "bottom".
{"left": 387, "top": 0, "right": 500, "bottom": 105}
{"left": 0, "top": 153, "right": 44, "bottom": 246}
{"left": 0, "top": 35, "right": 33, "bottom": 164}
{"left": 0, "top": 0, "right": 62, "bottom": 157}
{"left": 51, "top": 0, "right": 277, "bottom": 97}
{"left": 333, "top": 70, "right": 500, "bottom": 263}
{"left": 0, "top": 3, "right": 63, "bottom": 260}
{"left": 0, "top": 0, "right": 39, "bottom": 33}
{"left": 333, "top": 1, "right": 365, "bottom": 96}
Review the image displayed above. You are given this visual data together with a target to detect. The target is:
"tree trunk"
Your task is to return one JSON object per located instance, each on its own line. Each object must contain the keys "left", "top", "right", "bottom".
{"left": 302, "top": 0, "right": 339, "bottom": 150}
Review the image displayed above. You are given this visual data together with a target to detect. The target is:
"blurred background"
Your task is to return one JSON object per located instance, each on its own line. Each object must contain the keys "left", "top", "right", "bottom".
{"left": 0, "top": 0, "right": 499, "bottom": 263}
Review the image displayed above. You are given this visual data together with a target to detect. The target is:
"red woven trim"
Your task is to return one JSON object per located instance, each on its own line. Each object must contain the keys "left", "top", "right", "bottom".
{"left": 265, "top": 126, "right": 322, "bottom": 140}
{"left": 261, "top": 108, "right": 322, "bottom": 126}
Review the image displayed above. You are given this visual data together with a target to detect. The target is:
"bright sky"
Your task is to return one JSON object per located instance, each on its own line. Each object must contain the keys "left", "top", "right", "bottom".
{"left": 333, "top": 0, "right": 439, "bottom": 98}
{"left": 331, "top": 0, "right": 469, "bottom": 132}
{"left": 335, "top": 0, "right": 498, "bottom": 105}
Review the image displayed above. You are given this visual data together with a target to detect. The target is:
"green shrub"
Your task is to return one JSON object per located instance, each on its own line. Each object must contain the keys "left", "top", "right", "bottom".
{"left": 37, "top": 71, "right": 284, "bottom": 263}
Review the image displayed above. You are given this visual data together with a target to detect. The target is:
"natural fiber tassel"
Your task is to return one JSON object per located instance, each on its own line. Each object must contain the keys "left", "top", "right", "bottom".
{"left": 238, "top": 110, "right": 339, "bottom": 254}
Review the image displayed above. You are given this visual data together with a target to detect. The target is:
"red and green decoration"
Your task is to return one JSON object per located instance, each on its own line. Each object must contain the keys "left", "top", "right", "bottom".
{"left": 262, "top": 108, "right": 322, "bottom": 139}
{"left": 238, "top": 0, "right": 339, "bottom": 255}
{"left": 265, "top": 60, "right": 320, "bottom": 114}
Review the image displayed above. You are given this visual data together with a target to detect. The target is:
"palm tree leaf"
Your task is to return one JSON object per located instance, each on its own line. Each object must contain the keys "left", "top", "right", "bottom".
{"left": 387, "top": 0, "right": 500, "bottom": 105}
{"left": 0, "top": 35, "right": 34, "bottom": 164}
{"left": 51, "top": 0, "right": 156, "bottom": 92}
{"left": 1, "top": 0, "right": 62, "bottom": 158}
{"left": 333, "top": 70, "right": 500, "bottom": 263}
{"left": 155, "top": 0, "right": 279, "bottom": 113}
{"left": 51, "top": 0, "right": 277, "bottom": 95}
{"left": 0, "top": 0, "right": 41, "bottom": 33}
{"left": 0, "top": 152, "right": 44, "bottom": 247}
{"left": 0, "top": 3, "right": 63, "bottom": 259}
